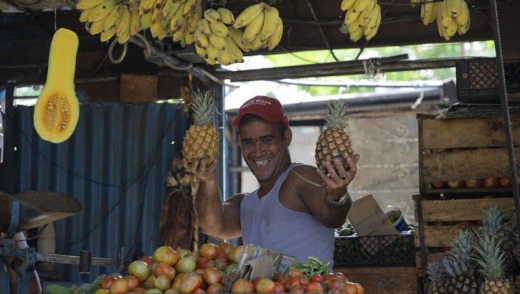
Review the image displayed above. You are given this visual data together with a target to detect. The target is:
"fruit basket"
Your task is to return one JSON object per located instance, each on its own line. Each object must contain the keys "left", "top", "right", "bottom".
{"left": 333, "top": 233, "right": 415, "bottom": 267}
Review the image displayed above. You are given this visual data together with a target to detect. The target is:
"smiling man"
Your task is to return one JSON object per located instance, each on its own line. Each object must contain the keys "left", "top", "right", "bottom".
{"left": 184, "top": 96, "right": 359, "bottom": 268}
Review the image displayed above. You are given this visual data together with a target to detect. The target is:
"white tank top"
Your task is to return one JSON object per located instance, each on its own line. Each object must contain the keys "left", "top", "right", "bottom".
{"left": 240, "top": 162, "right": 335, "bottom": 269}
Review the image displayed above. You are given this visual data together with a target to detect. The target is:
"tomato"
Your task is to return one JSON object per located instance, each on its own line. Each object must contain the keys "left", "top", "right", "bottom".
{"left": 286, "top": 269, "right": 305, "bottom": 279}
{"left": 109, "top": 278, "right": 129, "bottom": 294}
{"left": 207, "top": 282, "right": 224, "bottom": 293}
{"left": 202, "top": 266, "right": 222, "bottom": 285}
{"left": 128, "top": 260, "right": 151, "bottom": 282}
{"left": 283, "top": 276, "right": 301, "bottom": 290}
{"left": 197, "top": 256, "right": 216, "bottom": 269}
{"left": 140, "top": 255, "right": 155, "bottom": 266}
{"left": 101, "top": 276, "right": 116, "bottom": 289}
{"left": 274, "top": 281, "right": 285, "bottom": 293}
{"left": 309, "top": 275, "right": 324, "bottom": 283}
{"left": 214, "top": 258, "right": 229, "bottom": 271}
{"left": 289, "top": 285, "right": 305, "bottom": 293}
{"left": 255, "top": 278, "right": 275, "bottom": 293}
{"left": 153, "top": 246, "right": 179, "bottom": 266}
{"left": 180, "top": 272, "right": 203, "bottom": 293}
{"left": 176, "top": 254, "right": 197, "bottom": 273}
{"left": 199, "top": 243, "right": 218, "bottom": 259}
{"left": 305, "top": 282, "right": 324, "bottom": 293}
{"left": 231, "top": 278, "right": 255, "bottom": 293}
{"left": 325, "top": 277, "right": 346, "bottom": 293}
{"left": 154, "top": 274, "right": 172, "bottom": 291}
{"left": 153, "top": 262, "right": 175, "bottom": 279}
{"left": 345, "top": 282, "right": 359, "bottom": 294}
{"left": 124, "top": 275, "right": 139, "bottom": 290}
{"left": 227, "top": 245, "right": 245, "bottom": 264}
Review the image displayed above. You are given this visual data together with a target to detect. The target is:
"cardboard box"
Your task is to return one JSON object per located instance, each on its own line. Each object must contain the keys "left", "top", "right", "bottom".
{"left": 347, "top": 195, "right": 398, "bottom": 255}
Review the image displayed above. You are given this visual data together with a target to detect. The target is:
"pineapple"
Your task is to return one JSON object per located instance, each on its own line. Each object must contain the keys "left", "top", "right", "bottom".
{"left": 447, "top": 229, "right": 480, "bottom": 294}
{"left": 472, "top": 234, "right": 514, "bottom": 293}
{"left": 182, "top": 90, "right": 220, "bottom": 165}
{"left": 315, "top": 99, "right": 354, "bottom": 175}
{"left": 426, "top": 260, "right": 449, "bottom": 294}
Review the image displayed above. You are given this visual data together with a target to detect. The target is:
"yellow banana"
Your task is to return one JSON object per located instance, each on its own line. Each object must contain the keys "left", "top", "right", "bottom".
{"left": 209, "top": 21, "right": 229, "bottom": 38}
{"left": 217, "top": 47, "right": 233, "bottom": 65}
{"left": 217, "top": 7, "right": 235, "bottom": 25}
{"left": 87, "top": 18, "right": 105, "bottom": 35}
{"left": 344, "top": 6, "right": 361, "bottom": 26}
{"left": 421, "top": 0, "right": 436, "bottom": 26}
{"left": 206, "top": 44, "right": 220, "bottom": 65}
{"left": 358, "top": 0, "right": 376, "bottom": 27}
{"left": 444, "top": 16, "right": 457, "bottom": 37}
{"left": 79, "top": 8, "right": 94, "bottom": 22}
{"left": 102, "top": 3, "right": 122, "bottom": 32}
{"left": 340, "top": 0, "right": 356, "bottom": 11}
{"left": 204, "top": 8, "right": 221, "bottom": 23}
{"left": 151, "top": 0, "right": 166, "bottom": 23}
{"left": 228, "top": 27, "right": 247, "bottom": 51}
{"left": 76, "top": 0, "right": 105, "bottom": 10}
{"left": 170, "top": 1, "right": 187, "bottom": 31}
{"left": 183, "top": 0, "right": 200, "bottom": 16}
{"left": 249, "top": 34, "right": 266, "bottom": 51}
{"left": 209, "top": 33, "right": 226, "bottom": 50}
{"left": 353, "top": 0, "right": 374, "bottom": 13}
{"left": 365, "top": 3, "right": 381, "bottom": 29}
{"left": 195, "top": 43, "right": 208, "bottom": 58}
{"left": 197, "top": 18, "right": 212, "bottom": 36}
{"left": 138, "top": 0, "right": 155, "bottom": 16}
{"left": 129, "top": 8, "right": 141, "bottom": 36}
{"left": 140, "top": 12, "right": 152, "bottom": 30}
{"left": 349, "top": 21, "right": 364, "bottom": 42}
{"left": 116, "top": 5, "right": 131, "bottom": 43}
{"left": 185, "top": 30, "right": 195, "bottom": 44}
{"left": 225, "top": 36, "right": 244, "bottom": 63}
{"left": 260, "top": 6, "right": 279, "bottom": 41}
{"left": 100, "top": 25, "right": 117, "bottom": 42}
{"left": 233, "top": 2, "right": 266, "bottom": 29}
{"left": 456, "top": 0, "right": 470, "bottom": 35}
{"left": 150, "top": 20, "right": 169, "bottom": 40}
{"left": 187, "top": 5, "right": 202, "bottom": 35}
{"left": 266, "top": 17, "right": 283, "bottom": 51}
{"left": 364, "top": 6, "right": 381, "bottom": 40}
{"left": 194, "top": 29, "right": 209, "bottom": 48}
{"left": 241, "top": 10, "right": 264, "bottom": 44}
{"left": 445, "top": 0, "right": 464, "bottom": 18}
{"left": 88, "top": 0, "right": 117, "bottom": 22}
{"left": 162, "top": 0, "right": 181, "bottom": 20}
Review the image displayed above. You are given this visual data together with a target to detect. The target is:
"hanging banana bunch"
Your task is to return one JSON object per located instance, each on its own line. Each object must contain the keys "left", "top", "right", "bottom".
{"left": 340, "top": 0, "right": 382, "bottom": 42}
{"left": 418, "top": 0, "right": 470, "bottom": 40}
{"left": 77, "top": 0, "right": 141, "bottom": 44}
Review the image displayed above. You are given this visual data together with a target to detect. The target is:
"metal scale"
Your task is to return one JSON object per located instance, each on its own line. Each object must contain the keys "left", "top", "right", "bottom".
{"left": 0, "top": 191, "right": 122, "bottom": 293}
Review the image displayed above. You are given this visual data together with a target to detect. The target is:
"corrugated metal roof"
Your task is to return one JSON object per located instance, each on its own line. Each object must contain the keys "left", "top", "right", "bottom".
{"left": 1, "top": 102, "right": 188, "bottom": 283}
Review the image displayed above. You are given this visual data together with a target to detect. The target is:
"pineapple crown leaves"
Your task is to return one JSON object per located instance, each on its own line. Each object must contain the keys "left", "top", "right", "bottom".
{"left": 481, "top": 205, "right": 506, "bottom": 235}
{"left": 324, "top": 99, "right": 349, "bottom": 130}
{"left": 471, "top": 234, "right": 507, "bottom": 280}
{"left": 190, "top": 90, "right": 217, "bottom": 126}
{"left": 426, "top": 260, "right": 448, "bottom": 282}
{"left": 448, "top": 229, "right": 477, "bottom": 274}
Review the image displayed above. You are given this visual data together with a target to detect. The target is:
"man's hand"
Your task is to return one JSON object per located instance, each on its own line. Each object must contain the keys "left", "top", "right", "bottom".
{"left": 182, "top": 159, "right": 218, "bottom": 183}
{"left": 317, "top": 154, "right": 360, "bottom": 202}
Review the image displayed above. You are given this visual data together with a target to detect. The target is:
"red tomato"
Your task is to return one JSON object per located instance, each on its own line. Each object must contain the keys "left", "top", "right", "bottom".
{"left": 153, "top": 246, "right": 179, "bottom": 266}
{"left": 202, "top": 267, "right": 222, "bottom": 285}
{"left": 283, "top": 276, "right": 301, "bottom": 290}
{"left": 309, "top": 275, "right": 324, "bottom": 283}
{"left": 153, "top": 262, "right": 175, "bottom": 279}
{"left": 124, "top": 275, "right": 139, "bottom": 290}
{"left": 274, "top": 281, "right": 285, "bottom": 293}
{"left": 180, "top": 272, "right": 203, "bottom": 293}
{"left": 199, "top": 243, "right": 218, "bottom": 259}
{"left": 101, "top": 276, "right": 116, "bottom": 290}
{"left": 305, "top": 282, "right": 324, "bottom": 293}
{"left": 231, "top": 278, "right": 255, "bottom": 293}
{"left": 109, "top": 278, "right": 129, "bottom": 294}
{"left": 289, "top": 285, "right": 305, "bottom": 293}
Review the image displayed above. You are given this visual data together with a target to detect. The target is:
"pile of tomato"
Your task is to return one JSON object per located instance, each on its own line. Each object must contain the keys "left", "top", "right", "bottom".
{"left": 93, "top": 242, "right": 364, "bottom": 294}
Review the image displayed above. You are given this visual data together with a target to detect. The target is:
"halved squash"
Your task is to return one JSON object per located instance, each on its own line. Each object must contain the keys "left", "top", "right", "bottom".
{"left": 34, "top": 28, "right": 80, "bottom": 144}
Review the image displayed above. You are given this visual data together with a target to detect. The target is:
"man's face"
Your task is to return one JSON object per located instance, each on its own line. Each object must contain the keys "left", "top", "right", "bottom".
{"left": 238, "top": 118, "right": 291, "bottom": 183}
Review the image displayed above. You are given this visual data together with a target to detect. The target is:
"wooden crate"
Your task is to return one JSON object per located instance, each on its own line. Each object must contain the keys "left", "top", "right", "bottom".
{"left": 413, "top": 194, "right": 515, "bottom": 277}
{"left": 417, "top": 113, "right": 520, "bottom": 195}
{"left": 334, "top": 266, "right": 418, "bottom": 294}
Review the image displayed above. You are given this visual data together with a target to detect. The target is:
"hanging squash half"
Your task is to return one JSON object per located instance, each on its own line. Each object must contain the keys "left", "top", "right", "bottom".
{"left": 34, "top": 28, "right": 80, "bottom": 144}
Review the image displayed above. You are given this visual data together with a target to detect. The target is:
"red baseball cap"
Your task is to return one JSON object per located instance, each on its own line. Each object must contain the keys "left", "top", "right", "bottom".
{"left": 232, "top": 96, "right": 289, "bottom": 128}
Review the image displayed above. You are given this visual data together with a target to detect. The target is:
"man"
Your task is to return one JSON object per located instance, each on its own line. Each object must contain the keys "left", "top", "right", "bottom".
{"left": 184, "top": 96, "right": 359, "bottom": 267}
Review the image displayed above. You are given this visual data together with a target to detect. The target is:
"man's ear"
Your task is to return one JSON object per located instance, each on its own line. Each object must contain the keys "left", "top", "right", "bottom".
{"left": 284, "top": 128, "right": 292, "bottom": 146}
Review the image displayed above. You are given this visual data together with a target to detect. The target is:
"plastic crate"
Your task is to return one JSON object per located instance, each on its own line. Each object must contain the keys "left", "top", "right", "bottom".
{"left": 456, "top": 58, "right": 520, "bottom": 103}
{"left": 333, "top": 233, "right": 415, "bottom": 267}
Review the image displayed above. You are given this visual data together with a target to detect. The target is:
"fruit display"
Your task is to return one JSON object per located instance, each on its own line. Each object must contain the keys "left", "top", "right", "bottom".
{"left": 419, "top": 0, "right": 470, "bottom": 41}
{"left": 425, "top": 205, "right": 520, "bottom": 293}
{"left": 33, "top": 28, "right": 80, "bottom": 144}
{"left": 340, "top": 0, "right": 382, "bottom": 42}
{"left": 315, "top": 99, "right": 355, "bottom": 176}
{"left": 181, "top": 89, "right": 220, "bottom": 165}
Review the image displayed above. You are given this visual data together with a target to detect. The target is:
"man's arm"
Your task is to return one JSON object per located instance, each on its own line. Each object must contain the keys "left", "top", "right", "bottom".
{"left": 184, "top": 159, "right": 242, "bottom": 239}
